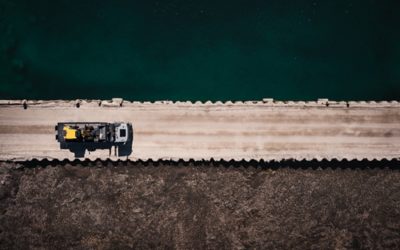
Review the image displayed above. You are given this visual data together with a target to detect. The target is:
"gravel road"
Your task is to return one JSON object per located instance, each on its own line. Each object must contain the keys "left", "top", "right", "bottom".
{"left": 1, "top": 101, "right": 399, "bottom": 161}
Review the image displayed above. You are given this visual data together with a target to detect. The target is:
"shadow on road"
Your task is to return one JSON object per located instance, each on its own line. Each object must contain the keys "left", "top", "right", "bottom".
{"left": 60, "top": 132, "right": 133, "bottom": 158}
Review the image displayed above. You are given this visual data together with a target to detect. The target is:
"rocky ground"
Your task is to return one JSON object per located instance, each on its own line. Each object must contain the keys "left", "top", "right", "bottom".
{"left": 0, "top": 161, "right": 399, "bottom": 249}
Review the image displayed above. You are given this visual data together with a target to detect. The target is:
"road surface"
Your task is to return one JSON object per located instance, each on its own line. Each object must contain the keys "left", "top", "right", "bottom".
{"left": 0, "top": 100, "right": 399, "bottom": 161}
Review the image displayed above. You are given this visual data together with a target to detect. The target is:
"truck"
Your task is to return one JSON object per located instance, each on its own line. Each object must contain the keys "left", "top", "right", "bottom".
{"left": 55, "top": 122, "right": 133, "bottom": 146}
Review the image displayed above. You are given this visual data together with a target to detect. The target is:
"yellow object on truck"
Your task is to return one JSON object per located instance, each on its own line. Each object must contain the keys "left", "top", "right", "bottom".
{"left": 63, "top": 126, "right": 78, "bottom": 140}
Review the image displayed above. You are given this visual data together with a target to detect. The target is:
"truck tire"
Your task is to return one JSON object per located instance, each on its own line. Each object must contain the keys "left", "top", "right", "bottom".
{"left": 55, "top": 125, "right": 58, "bottom": 131}
{"left": 55, "top": 135, "right": 58, "bottom": 140}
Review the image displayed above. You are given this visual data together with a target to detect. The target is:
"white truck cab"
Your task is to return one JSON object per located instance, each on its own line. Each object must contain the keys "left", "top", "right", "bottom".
{"left": 114, "top": 123, "right": 130, "bottom": 143}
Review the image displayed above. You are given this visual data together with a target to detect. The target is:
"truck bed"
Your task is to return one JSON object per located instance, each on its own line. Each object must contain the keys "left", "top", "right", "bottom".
{"left": 56, "top": 122, "right": 114, "bottom": 144}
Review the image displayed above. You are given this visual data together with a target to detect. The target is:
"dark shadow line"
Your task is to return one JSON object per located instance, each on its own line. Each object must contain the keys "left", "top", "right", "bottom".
{"left": 8, "top": 158, "right": 400, "bottom": 170}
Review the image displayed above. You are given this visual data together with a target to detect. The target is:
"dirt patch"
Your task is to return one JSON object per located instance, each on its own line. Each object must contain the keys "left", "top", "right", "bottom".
{"left": 1, "top": 161, "right": 400, "bottom": 249}
{"left": 0, "top": 125, "right": 52, "bottom": 134}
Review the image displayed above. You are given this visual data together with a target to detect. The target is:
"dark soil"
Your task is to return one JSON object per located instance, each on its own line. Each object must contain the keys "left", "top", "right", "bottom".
{"left": 0, "top": 161, "right": 399, "bottom": 249}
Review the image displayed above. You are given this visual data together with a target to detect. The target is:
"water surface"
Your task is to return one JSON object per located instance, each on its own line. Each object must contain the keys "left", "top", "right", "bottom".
{"left": 0, "top": 0, "right": 399, "bottom": 100}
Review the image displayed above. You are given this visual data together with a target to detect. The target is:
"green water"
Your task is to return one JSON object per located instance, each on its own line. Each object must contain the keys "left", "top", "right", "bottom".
{"left": 0, "top": 0, "right": 399, "bottom": 101}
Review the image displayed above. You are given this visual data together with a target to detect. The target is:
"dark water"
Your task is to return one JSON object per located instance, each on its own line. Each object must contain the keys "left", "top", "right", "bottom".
{"left": 0, "top": 0, "right": 399, "bottom": 101}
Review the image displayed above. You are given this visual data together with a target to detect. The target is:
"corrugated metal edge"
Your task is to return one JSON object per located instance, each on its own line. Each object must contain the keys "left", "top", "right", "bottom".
{"left": 5, "top": 156, "right": 400, "bottom": 163}
{"left": 1, "top": 99, "right": 399, "bottom": 108}
{"left": 6, "top": 157, "right": 400, "bottom": 170}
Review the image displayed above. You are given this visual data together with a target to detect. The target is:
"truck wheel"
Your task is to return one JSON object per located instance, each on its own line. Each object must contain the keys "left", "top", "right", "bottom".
{"left": 55, "top": 135, "right": 58, "bottom": 140}
{"left": 55, "top": 125, "right": 58, "bottom": 131}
